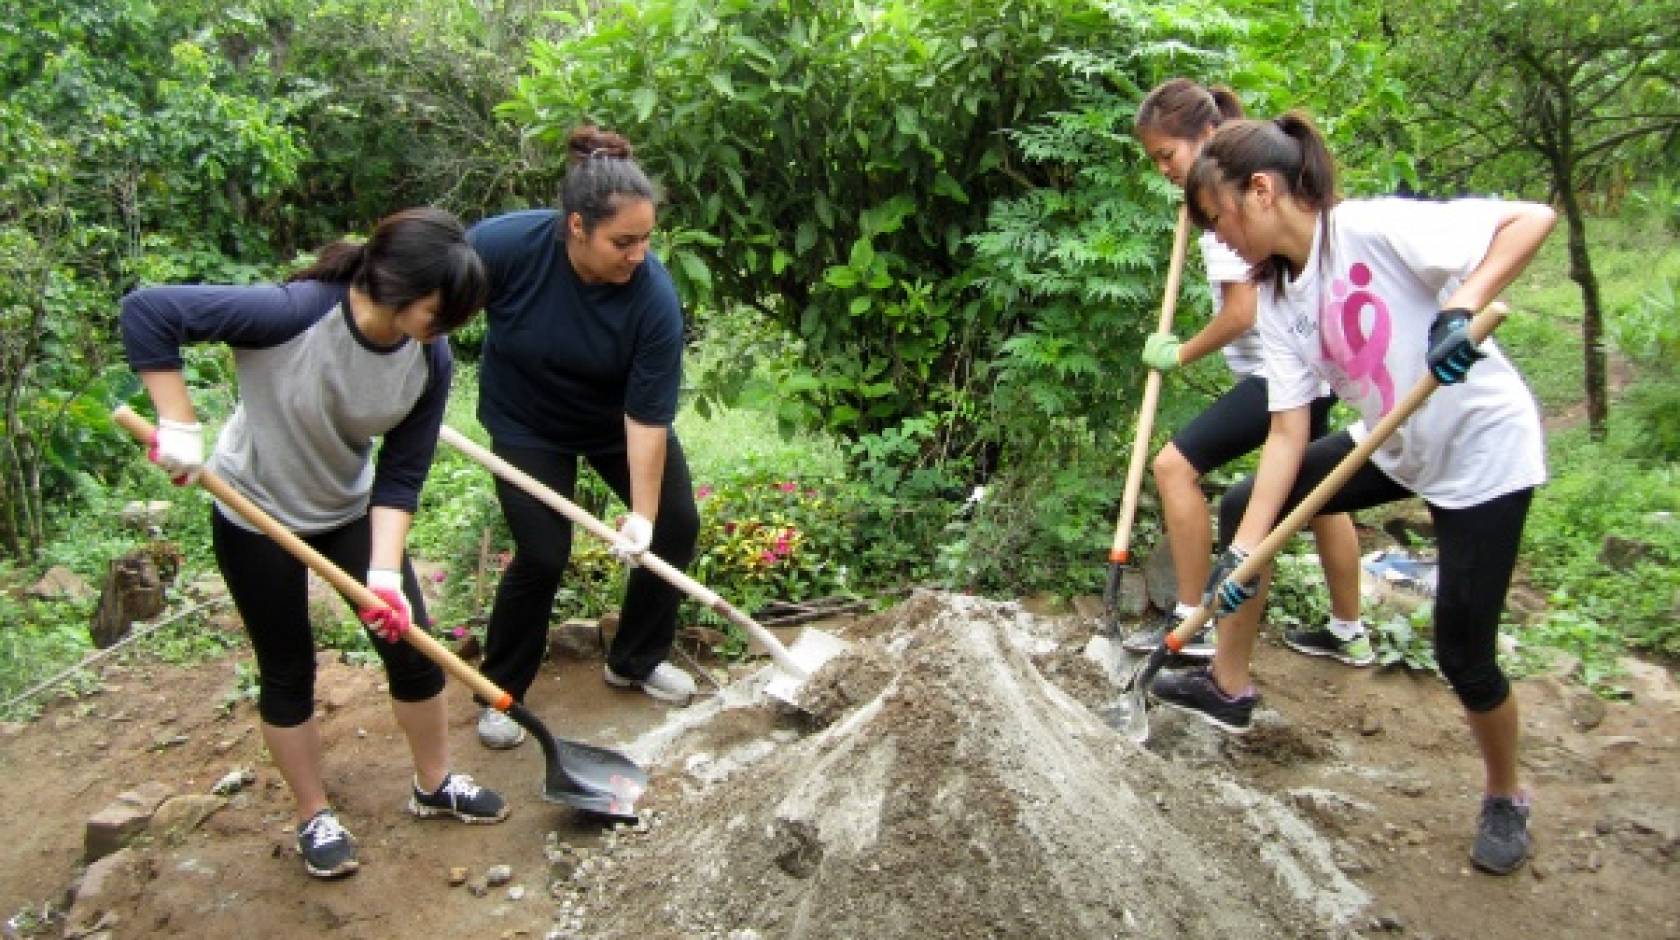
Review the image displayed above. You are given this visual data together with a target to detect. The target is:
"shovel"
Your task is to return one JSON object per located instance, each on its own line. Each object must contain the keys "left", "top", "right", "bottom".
{"left": 1106, "top": 302, "right": 1510, "bottom": 743}
{"left": 112, "top": 406, "right": 647, "bottom": 821}
{"left": 1104, "top": 204, "right": 1192, "bottom": 634}
{"left": 437, "top": 426, "right": 846, "bottom": 706}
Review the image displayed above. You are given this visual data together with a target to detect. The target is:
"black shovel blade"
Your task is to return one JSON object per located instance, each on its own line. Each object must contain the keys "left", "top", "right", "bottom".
{"left": 506, "top": 702, "right": 647, "bottom": 822}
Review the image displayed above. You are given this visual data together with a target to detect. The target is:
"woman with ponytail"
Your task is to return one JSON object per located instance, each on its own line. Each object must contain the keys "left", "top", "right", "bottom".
{"left": 1127, "top": 79, "right": 1370, "bottom": 664}
{"left": 467, "top": 125, "right": 701, "bottom": 751}
{"left": 1152, "top": 112, "right": 1555, "bottom": 875}
{"left": 120, "top": 208, "right": 507, "bottom": 880}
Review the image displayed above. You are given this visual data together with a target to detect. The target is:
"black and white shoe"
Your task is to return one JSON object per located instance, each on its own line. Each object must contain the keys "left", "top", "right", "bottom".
{"left": 296, "top": 809, "right": 359, "bottom": 879}
{"left": 408, "top": 772, "right": 510, "bottom": 824}
{"left": 1148, "top": 666, "right": 1257, "bottom": 734}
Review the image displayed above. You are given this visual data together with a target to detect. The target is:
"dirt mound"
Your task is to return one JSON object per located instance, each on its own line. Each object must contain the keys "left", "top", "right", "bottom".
{"left": 561, "top": 592, "right": 1362, "bottom": 939}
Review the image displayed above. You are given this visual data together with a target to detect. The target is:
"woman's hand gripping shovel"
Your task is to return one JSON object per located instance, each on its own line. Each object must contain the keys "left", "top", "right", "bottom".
{"left": 1104, "top": 205, "right": 1191, "bottom": 633}
{"left": 437, "top": 427, "right": 846, "bottom": 708}
{"left": 1105, "top": 302, "right": 1510, "bottom": 743}
{"left": 112, "top": 407, "right": 648, "bottom": 821}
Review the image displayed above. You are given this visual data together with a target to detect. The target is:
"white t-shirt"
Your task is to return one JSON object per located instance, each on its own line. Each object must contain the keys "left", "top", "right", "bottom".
{"left": 1259, "top": 198, "right": 1546, "bottom": 508}
{"left": 1199, "top": 231, "right": 1266, "bottom": 378}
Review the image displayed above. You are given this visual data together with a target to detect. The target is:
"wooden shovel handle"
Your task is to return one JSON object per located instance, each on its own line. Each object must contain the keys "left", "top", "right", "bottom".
{"left": 1109, "top": 203, "right": 1193, "bottom": 564}
{"left": 111, "top": 406, "right": 514, "bottom": 710}
{"left": 437, "top": 425, "right": 811, "bottom": 679}
{"left": 1164, "top": 301, "right": 1511, "bottom": 650}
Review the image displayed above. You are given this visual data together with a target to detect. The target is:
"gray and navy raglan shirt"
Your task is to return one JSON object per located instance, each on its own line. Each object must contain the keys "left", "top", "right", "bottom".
{"left": 120, "top": 282, "right": 451, "bottom": 534}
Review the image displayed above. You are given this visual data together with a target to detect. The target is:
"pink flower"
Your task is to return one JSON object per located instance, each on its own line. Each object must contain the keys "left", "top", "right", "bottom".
{"left": 696, "top": 484, "right": 714, "bottom": 500}
{"left": 451, "top": 625, "right": 468, "bottom": 639}
{"left": 779, "top": 481, "right": 797, "bottom": 493}
{"left": 431, "top": 570, "right": 447, "bottom": 583}
{"left": 759, "top": 550, "right": 778, "bottom": 566}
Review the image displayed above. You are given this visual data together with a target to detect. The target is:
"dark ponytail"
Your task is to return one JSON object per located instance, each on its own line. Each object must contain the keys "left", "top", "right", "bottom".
{"left": 288, "top": 207, "right": 487, "bottom": 335}
{"left": 1135, "top": 78, "right": 1246, "bottom": 140}
{"left": 1184, "top": 111, "right": 1339, "bottom": 291}
{"left": 559, "top": 125, "right": 659, "bottom": 235}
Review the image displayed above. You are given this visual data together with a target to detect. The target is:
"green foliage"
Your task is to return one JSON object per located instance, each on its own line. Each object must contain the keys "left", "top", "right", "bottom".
{"left": 504, "top": 0, "right": 1141, "bottom": 444}
{"left": 1265, "top": 552, "right": 1333, "bottom": 632}
{"left": 1369, "top": 606, "right": 1439, "bottom": 674}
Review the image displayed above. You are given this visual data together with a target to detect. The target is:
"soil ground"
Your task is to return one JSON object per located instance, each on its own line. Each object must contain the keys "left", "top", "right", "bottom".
{"left": 2, "top": 591, "right": 1677, "bottom": 939}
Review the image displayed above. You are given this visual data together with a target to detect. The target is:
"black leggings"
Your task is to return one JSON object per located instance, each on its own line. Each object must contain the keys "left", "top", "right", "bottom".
{"left": 480, "top": 436, "right": 700, "bottom": 699}
{"left": 1172, "top": 374, "right": 1336, "bottom": 476}
{"left": 211, "top": 507, "right": 444, "bottom": 728}
{"left": 1217, "top": 431, "right": 1533, "bottom": 713}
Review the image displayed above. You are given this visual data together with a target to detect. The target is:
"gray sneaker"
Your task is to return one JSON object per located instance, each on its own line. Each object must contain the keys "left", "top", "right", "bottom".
{"left": 296, "top": 809, "right": 359, "bottom": 879}
{"left": 1471, "top": 794, "right": 1531, "bottom": 874}
{"left": 605, "top": 661, "right": 697, "bottom": 704}
{"left": 476, "top": 707, "right": 526, "bottom": 750}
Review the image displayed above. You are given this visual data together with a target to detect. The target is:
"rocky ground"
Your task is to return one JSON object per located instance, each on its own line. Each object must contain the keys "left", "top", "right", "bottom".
{"left": 2, "top": 585, "right": 1677, "bottom": 939}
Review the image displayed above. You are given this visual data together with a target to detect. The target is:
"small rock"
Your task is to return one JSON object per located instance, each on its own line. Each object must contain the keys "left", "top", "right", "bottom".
{"left": 27, "top": 565, "right": 94, "bottom": 601}
{"left": 1359, "top": 712, "right": 1383, "bottom": 736}
{"left": 507, "top": 885, "right": 526, "bottom": 901}
{"left": 1567, "top": 692, "right": 1607, "bottom": 731}
{"left": 211, "top": 767, "right": 255, "bottom": 796}
{"left": 449, "top": 866, "right": 469, "bottom": 886}
{"left": 485, "top": 864, "right": 514, "bottom": 886}
{"left": 468, "top": 878, "right": 488, "bottom": 897}
{"left": 1369, "top": 912, "right": 1404, "bottom": 931}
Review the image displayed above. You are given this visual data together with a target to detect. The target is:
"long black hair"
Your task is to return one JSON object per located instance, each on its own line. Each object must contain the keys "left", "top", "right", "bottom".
{"left": 1184, "top": 112, "right": 1338, "bottom": 292}
{"left": 558, "top": 125, "right": 660, "bottom": 235}
{"left": 287, "top": 207, "right": 487, "bottom": 334}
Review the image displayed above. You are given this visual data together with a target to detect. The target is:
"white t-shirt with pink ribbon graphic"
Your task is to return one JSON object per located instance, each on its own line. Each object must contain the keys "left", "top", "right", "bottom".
{"left": 1258, "top": 197, "right": 1546, "bottom": 509}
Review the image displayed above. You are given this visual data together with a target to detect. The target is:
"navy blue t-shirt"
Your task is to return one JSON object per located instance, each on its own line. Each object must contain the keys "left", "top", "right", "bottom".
{"left": 469, "top": 209, "right": 685, "bottom": 455}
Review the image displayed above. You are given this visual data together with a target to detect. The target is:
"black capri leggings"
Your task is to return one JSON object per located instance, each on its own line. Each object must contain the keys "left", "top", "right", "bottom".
{"left": 480, "top": 434, "right": 700, "bottom": 700}
{"left": 212, "top": 506, "right": 444, "bottom": 727}
{"left": 1172, "top": 374, "right": 1337, "bottom": 476}
{"left": 1217, "top": 431, "right": 1534, "bottom": 713}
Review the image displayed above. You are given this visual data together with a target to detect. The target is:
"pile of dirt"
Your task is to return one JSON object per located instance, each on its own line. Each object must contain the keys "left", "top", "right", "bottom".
{"left": 558, "top": 592, "right": 1364, "bottom": 939}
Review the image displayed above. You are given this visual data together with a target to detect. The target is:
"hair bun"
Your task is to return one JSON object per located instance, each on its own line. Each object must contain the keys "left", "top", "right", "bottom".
{"left": 566, "top": 125, "right": 634, "bottom": 166}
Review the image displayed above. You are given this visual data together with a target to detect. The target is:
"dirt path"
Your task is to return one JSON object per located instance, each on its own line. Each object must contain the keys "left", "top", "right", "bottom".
{"left": 2, "top": 593, "right": 1677, "bottom": 939}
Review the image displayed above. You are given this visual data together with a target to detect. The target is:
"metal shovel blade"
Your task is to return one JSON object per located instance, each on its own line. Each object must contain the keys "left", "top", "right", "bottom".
{"left": 509, "top": 703, "right": 647, "bottom": 822}
{"left": 1100, "top": 647, "right": 1169, "bottom": 745}
{"left": 763, "top": 626, "right": 849, "bottom": 706}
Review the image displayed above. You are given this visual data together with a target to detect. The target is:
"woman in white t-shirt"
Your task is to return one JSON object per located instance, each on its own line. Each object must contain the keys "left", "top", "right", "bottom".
{"left": 1128, "top": 79, "right": 1369, "bottom": 664}
{"left": 1153, "top": 112, "right": 1555, "bottom": 876}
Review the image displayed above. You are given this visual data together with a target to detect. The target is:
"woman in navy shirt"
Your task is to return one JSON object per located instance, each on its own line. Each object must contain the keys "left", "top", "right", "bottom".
{"left": 469, "top": 126, "right": 701, "bottom": 750}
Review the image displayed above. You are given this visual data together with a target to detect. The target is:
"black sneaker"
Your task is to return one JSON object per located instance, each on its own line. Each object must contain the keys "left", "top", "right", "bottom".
{"left": 1148, "top": 666, "right": 1257, "bottom": 734}
{"left": 1471, "top": 794, "right": 1531, "bottom": 874}
{"left": 1121, "top": 608, "right": 1183, "bottom": 653}
{"left": 1283, "top": 625, "right": 1376, "bottom": 666}
{"left": 296, "top": 809, "right": 359, "bottom": 879}
{"left": 408, "top": 772, "right": 510, "bottom": 824}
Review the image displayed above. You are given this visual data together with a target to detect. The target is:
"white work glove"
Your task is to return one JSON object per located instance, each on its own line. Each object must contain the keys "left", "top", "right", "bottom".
{"left": 148, "top": 417, "right": 204, "bottom": 485}
{"left": 612, "top": 512, "right": 654, "bottom": 566}
{"left": 359, "top": 568, "right": 412, "bottom": 643}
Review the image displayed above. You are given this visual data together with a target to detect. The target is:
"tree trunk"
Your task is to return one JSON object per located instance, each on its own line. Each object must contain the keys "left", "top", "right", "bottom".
{"left": 1556, "top": 183, "right": 1609, "bottom": 440}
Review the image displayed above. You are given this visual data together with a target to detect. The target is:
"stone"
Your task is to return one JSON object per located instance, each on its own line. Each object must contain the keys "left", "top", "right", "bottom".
{"left": 1069, "top": 594, "right": 1105, "bottom": 621}
{"left": 1619, "top": 657, "right": 1680, "bottom": 709}
{"left": 1141, "top": 546, "right": 1180, "bottom": 614}
{"left": 550, "top": 619, "right": 604, "bottom": 659}
{"left": 63, "top": 848, "right": 143, "bottom": 939}
{"left": 449, "top": 866, "right": 469, "bottom": 886}
{"left": 211, "top": 767, "right": 255, "bottom": 796}
{"left": 27, "top": 565, "right": 94, "bottom": 601}
{"left": 119, "top": 500, "right": 173, "bottom": 531}
{"left": 597, "top": 611, "right": 622, "bottom": 647}
{"left": 85, "top": 782, "right": 175, "bottom": 861}
{"left": 486, "top": 864, "right": 514, "bottom": 886}
{"left": 1598, "top": 534, "right": 1653, "bottom": 571}
{"left": 150, "top": 795, "right": 227, "bottom": 844}
{"left": 771, "top": 817, "right": 824, "bottom": 879}
{"left": 1288, "top": 788, "right": 1376, "bottom": 834}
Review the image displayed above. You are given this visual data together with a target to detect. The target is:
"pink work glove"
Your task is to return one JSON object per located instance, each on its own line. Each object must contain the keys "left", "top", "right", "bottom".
{"left": 358, "top": 568, "right": 412, "bottom": 642}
